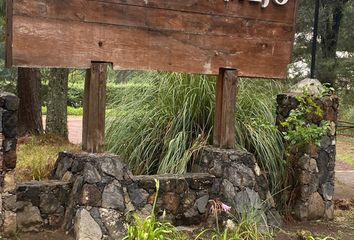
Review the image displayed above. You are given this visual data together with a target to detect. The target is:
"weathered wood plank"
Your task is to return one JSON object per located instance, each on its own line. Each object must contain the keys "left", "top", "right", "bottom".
{"left": 82, "top": 62, "right": 108, "bottom": 153}
{"left": 10, "top": 15, "right": 293, "bottom": 78}
{"left": 7, "top": 0, "right": 298, "bottom": 78}
{"left": 13, "top": 0, "right": 294, "bottom": 41}
{"left": 213, "top": 68, "right": 237, "bottom": 149}
{"left": 90, "top": 0, "right": 298, "bottom": 24}
{"left": 5, "top": 0, "right": 13, "bottom": 67}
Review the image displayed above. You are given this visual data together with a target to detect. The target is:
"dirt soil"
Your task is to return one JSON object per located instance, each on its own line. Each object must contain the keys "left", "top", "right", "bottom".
{"left": 7, "top": 230, "right": 74, "bottom": 240}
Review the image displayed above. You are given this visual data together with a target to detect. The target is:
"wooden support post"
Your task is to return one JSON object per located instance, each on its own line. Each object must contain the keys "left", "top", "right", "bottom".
{"left": 213, "top": 68, "right": 238, "bottom": 149}
{"left": 82, "top": 62, "right": 108, "bottom": 153}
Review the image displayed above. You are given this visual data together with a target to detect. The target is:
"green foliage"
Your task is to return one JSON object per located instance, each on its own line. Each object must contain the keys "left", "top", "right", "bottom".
{"left": 106, "top": 72, "right": 286, "bottom": 195}
{"left": 296, "top": 230, "right": 336, "bottom": 240}
{"left": 42, "top": 106, "right": 83, "bottom": 116}
{"left": 281, "top": 91, "right": 330, "bottom": 148}
{"left": 196, "top": 210, "right": 272, "bottom": 240}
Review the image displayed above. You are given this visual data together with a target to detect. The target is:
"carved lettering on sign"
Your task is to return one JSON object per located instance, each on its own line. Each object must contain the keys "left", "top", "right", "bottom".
{"left": 231, "top": 0, "right": 289, "bottom": 8}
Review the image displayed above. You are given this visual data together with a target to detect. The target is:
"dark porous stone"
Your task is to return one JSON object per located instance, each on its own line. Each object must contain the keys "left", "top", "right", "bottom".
{"left": 99, "top": 208, "right": 126, "bottom": 239}
{"left": 221, "top": 179, "right": 236, "bottom": 204}
{"left": 195, "top": 194, "right": 209, "bottom": 214}
{"left": 317, "top": 151, "right": 330, "bottom": 184}
{"left": 227, "top": 163, "right": 255, "bottom": 188}
{"left": 181, "top": 208, "right": 200, "bottom": 225}
{"left": 320, "top": 182, "right": 334, "bottom": 201}
{"left": 55, "top": 156, "right": 73, "bottom": 179}
{"left": 0, "top": 92, "right": 19, "bottom": 111}
{"left": 17, "top": 204, "right": 44, "bottom": 232}
{"left": 40, "top": 192, "right": 61, "bottom": 214}
{"left": 308, "top": 192, "right": 325, "bottom": 220}
{"left": 100, "top": 157, "right": 125, "bottom": 181}
{"left": 3, "top": 138, "right": 17, "bottom": 152}
{"left": 127, "top": 184, "right": 149, "bottom": 208}
{"left": 175, "top": 179, "right": 188, "bottom": 194}
{"left": 102, "top": 181, "right": 125, "bottom": 211}
{"left": 17, "top": 184, "right": 41, "bottom": 207}
{"left": 182, "top": 191, "right": 196, "bottom": 209}
{"left": 320, "top": 136, "right": 331, "bottom": 149}
{"left": 80, "top": 184, "right": 102, "bottom": 207}
{"left": 84, "top": 163, "right": 102, "bottom": 184}
{"left": 0, "top": 108, "right": 3, "bottom": 132}
{"left": 189, "top": 174, "right": 214, "bottom": 190}
{"left": 71, "top": 158, "right": 85, "bottom": 173}
{"left": 3, "top": 193, "right": 17, "bottom": 211}
{"left": 90, "top": 208, "right": 109, "bottom": 235}
{"left": 4, "top": 150, "right": 16, "bottom": 170}
{"left": 2, "top": 110, "right": 17, "bottom": 138}
{"left": 163, "top": 192, "right": 180, "bottom": 215}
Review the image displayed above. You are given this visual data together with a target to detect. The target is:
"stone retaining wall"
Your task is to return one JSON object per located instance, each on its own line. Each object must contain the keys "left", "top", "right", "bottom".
{"left": 193, "top": 147, "right": 281, "bottom": 227}
{"left": 0, "top": 92, "right": 19, "bottom": 236}
{"left": 17, "top": 181, "right": 71, "bottom": 232}
{"left": 276, "top": 90, "right": 338, "bottom": 220}
{"left": 47, "top": 148, "right": 280, "bottom": 239}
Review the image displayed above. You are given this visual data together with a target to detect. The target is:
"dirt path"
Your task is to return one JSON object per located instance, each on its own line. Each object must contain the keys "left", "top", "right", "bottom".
{"left": 43, "top": 116, "right": 82, "bottom": 144}
{"left": 66, "top": 116, "right": 82, "bottom": 144}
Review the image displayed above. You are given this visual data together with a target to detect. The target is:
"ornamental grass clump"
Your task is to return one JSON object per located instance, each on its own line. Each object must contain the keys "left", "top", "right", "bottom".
{"left": 106, "top": 71, "right": 286, "bottom": 194}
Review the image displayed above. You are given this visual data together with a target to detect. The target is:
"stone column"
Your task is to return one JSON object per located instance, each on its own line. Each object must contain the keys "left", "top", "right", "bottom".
{"left": 0, "top": 92, "right": 19, "bottom": 235}
{"left": 276, "top": 80, "right": 338, "bottom": 221}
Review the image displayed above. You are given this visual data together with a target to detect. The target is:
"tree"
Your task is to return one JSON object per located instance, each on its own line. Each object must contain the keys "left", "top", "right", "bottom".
{"left": 17, "top": 68, "right": 43, "bottom": 136}
{"left": 45, "top": 68, "right": 69, "bottom": 138}
{"left": 317, "top": 0, "right": 349, "bottom": 86}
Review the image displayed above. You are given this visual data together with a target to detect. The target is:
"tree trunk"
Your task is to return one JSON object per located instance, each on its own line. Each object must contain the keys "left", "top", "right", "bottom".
{"left": 17, "top": 67, "right": 43, "bottom": 136}
{"left": 46, "top": 68, "right": 69, "bottom": 139}
{"left": 318, "top": 1, "right": 348, "bottom": 86}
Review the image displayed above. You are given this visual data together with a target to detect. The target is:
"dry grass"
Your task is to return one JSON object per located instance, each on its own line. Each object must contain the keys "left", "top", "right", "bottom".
{"left": 16, "top": 134, "right": 80, "bottom": 181}
{"left": 337, "top": 136, "right": 354, "bottom": 166}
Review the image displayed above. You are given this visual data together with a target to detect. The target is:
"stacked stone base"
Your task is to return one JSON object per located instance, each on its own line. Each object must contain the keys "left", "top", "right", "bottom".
{"left": 10, "top": 147, "right": 279, "bottom": 239}
{"left": 0, "top": 92, "right": 19, "bottom": 236}
{"left": 276, "top": 87, "right": 338, "bottom": 221}
{"left": 45, "top": 148, "right": 278, "bottom": 239}
{"left": 17, "top": 181, "right": 71, "bottom": 232}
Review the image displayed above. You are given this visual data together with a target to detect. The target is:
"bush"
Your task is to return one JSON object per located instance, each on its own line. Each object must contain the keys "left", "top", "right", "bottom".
{"left": 106, "top": 72, "right": 286, "bottom": 195}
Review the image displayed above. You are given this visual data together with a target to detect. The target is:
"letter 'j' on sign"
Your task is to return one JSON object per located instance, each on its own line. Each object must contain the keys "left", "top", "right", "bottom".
{"left": 6, "top": 0, "right": 299, "bottom": 79}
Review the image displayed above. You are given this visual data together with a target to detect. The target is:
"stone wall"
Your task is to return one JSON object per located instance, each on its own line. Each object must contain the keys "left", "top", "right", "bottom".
{"left": 47, "top": 148, "right": 279, "bottom": 239}
{"left": 276, "top": 87, "right": 338, "bottom": 220}
{"left": 51, "top": 152, "right": 216, "bottom": 239}
{"left": 193, "top": 147, "right": 281, "bottom": 227}
{"left": 17, "top": 181, "right": 71, "bottom": 232}
{"left": 0, "top": 92, "right": 19, "bottom": 235}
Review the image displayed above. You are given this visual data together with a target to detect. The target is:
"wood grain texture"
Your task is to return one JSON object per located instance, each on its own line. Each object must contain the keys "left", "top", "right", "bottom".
{"left": 82, "top": 62, "right": 108, "bottom": 153}
{"left": 7, "top": 0, "right": 299, "bottom": 78}
{"left": 213, "top": 68, "right": 237, "bottom": 148}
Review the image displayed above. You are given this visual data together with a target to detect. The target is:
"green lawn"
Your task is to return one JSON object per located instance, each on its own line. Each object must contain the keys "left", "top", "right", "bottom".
{"left": 337, "top": 136, "right": 354, "bottom": 165}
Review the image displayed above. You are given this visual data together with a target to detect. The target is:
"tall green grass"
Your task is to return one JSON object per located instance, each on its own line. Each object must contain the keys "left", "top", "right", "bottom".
{"left": 106, "top": 72, "right": 286, "bottom": 194}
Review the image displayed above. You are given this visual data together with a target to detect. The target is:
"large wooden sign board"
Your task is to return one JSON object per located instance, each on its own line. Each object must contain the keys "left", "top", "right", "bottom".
{"left": 6, "top": 0, "right": 298, "bottom": 79}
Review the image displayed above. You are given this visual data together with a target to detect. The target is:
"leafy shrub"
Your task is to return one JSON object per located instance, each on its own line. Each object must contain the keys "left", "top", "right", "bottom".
{"left": 281, "top": 90, "right": 331, "bottom": 148}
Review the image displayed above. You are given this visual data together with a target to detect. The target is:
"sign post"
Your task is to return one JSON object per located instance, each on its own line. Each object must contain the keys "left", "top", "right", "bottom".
{"left": 6, "top": 0, "right": 299, "bottom": 152}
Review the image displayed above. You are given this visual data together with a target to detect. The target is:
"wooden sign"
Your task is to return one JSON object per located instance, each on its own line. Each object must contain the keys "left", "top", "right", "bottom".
{"left": 6, "top": 0, "right": 298, "bottom": 78}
